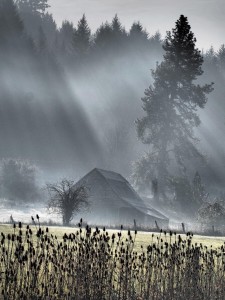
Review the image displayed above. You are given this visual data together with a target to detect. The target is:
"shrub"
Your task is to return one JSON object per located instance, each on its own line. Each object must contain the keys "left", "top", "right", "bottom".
{"left": 0, "top": 158, "right": 39, "bottom": 202}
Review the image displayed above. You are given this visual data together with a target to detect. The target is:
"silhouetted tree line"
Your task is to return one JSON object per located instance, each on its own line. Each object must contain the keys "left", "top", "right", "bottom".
{"left": 12, "top": 1, "right": 164, "bottom": 67}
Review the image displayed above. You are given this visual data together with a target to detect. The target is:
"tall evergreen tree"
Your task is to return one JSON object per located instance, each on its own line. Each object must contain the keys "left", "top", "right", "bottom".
{"left": 134, "top": 15, "right": 213, "bottom": 199}
{"left": 73, "top": 14, "right": 91, "bottom": 59}
{"left": 41, "top": 12, "right": 57, "bottom": 49}
{"left": 94, "top": 22, "right": 113, "bottom": 52}
{"left": 148, "top": 31, "right": 163, "bottom": 58}
{"left": 204, "top": 46, "right": 218, "bottom": 72}
{"left": 129, "top": 22, "right": 148, "bottom": 41}
{"left": 111, "top": 14, "right": 127, "bottom": 45}
{"left": 111, "top": 14, "right": 125, "bottom": 35}
{"left": 217, "top": 44, "right": 225, "bottom": 71}
{"left": 58, "top": 21, "right": 75, "bottom": 55}
{"left": 129, "top": 22, "right": 149, "bottom": 53}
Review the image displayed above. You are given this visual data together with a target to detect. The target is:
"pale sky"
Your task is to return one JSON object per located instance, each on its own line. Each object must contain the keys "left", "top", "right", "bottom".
{"left": 48, "top": 0, "right": 225, "bottom": 51}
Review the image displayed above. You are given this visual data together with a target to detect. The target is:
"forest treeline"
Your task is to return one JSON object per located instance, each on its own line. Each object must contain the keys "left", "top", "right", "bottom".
{"left": 0, "top": 0, "right": 163, "bottom": 172}
{"left": 0, "top": 0, "right": 225, "bottom": 203}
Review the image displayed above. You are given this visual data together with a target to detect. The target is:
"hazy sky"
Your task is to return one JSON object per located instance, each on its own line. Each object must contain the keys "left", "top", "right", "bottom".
{"left": 48, "top": 0, "right": 224, "bottom": 51}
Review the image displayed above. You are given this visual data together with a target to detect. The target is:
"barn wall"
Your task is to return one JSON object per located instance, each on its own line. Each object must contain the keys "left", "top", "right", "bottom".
{"left": 118, "top": 207, "right": 145, "bottom": 226}
{"left": 75, "top": 170, "right": 125, "bottom": 225}
{"left": 118, "top": 208, "right": 168, "bottom": 228}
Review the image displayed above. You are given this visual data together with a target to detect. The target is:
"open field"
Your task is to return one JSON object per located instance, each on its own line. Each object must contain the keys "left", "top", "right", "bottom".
{"left": 1, "top": 221, "right": 225, "bottom": 299}
{"left": 1, "top": 223, "right": 224, "bottom": 250}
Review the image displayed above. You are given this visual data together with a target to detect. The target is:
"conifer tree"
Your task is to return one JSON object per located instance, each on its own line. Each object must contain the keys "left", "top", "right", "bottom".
{"left": 204, "top": 46, "right": 217, "bottom": 71}
{"left": 129, "top": 22, "right": 148, "bottom": 41}
{"left": 94, "top": 22, "right": 113, "bottom": 52}
{"left": 148, "top": 31, "right": 163, "bottom": 57}
{"left": 59, "top": 21, "right": 75, "bottom": 56}
{"left": 129, "top": 22, "right": 149, "bottom": 53}
{"left": 73, "top": 14, "right": 91, "bottom": 58}
{"left": 111, "top": 14, "right": 124, "bottom": 35}
{"left": 134, "top": 15, "right": 213, "bottom": 199}
{"left": 111, "top": 14, "right": 127, "bottom": 45}
{"left": 217, "top": 44, "right": 225, "bottom": 70}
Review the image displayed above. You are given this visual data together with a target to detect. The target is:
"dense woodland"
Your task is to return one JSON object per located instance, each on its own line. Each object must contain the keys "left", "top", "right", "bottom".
{"left": 1, "top": 0, "right": 225, "bottom": 220}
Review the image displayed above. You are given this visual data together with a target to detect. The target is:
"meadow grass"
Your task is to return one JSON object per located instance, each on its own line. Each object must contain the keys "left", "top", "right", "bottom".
{"left": 0, "top": 219, "right": 225, "bottom": 299}
{"left": 1, "top": 224, "right": 223, "bottom": 250}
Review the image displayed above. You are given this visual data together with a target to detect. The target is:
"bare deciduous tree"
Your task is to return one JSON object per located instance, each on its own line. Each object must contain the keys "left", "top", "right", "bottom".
{"left": 46, "top": 179, "right": 89, "bottom": 226}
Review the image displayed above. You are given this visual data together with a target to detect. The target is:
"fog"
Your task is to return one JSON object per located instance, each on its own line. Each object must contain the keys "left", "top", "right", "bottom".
{"left": 0, "top": 0, "right": 225, "bottom": 226}
{"left": 0, "top": 2, "right": 163, "bottom": 178}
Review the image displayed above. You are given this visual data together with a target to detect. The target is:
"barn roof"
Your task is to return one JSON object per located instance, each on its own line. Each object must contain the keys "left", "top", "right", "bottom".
{"left": 78, "top": 168, "right": 168, "bottom": 221}
{"left": 97, "top": 169, "right": 126, "bottom": 182}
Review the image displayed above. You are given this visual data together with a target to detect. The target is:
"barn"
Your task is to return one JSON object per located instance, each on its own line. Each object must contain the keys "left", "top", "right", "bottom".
{"left": 74, "top": 168, "right": 169, "bottom": 228}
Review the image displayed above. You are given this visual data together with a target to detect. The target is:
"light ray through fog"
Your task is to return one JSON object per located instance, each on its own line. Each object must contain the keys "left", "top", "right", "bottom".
{"left": 65, "top": 58, "right": 152, "bottom": 169}
{"left": 0, "top": 54, "right": 104, "bottom": 171}
{"left": 0, "top": 0, "right": 225, "bottom": 221}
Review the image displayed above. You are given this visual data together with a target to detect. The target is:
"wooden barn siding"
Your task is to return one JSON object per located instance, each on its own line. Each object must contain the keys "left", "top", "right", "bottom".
{"left": 75, "top": 170, "right": 126, "bottom": 224}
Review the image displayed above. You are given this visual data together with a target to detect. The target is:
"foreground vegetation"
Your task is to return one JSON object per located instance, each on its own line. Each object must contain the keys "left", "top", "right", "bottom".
{"left": 0, "top": 217, "right": 225, "bottom": 299}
